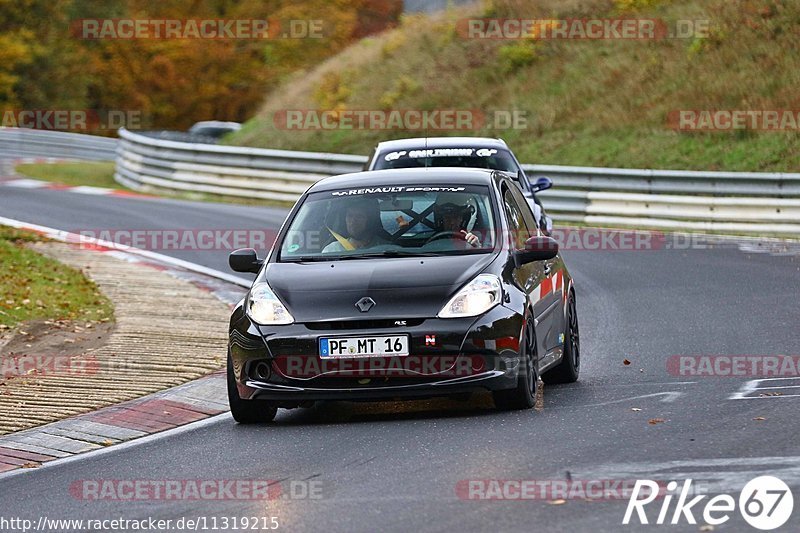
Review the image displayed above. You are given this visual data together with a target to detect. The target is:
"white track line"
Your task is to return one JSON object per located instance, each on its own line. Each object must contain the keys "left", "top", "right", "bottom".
{"left": 0, "top": 413, "right": 232, "bottom": 481}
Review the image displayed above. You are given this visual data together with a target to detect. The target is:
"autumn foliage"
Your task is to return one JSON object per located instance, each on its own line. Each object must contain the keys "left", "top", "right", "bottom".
{"left": 0, "top": 0, "right": 402, "bottom": 132}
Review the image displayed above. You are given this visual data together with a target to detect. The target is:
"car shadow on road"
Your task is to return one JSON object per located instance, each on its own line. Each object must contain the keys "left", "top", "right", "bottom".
{"left": 264, "top": 393, "right": 502, "bottom": 425}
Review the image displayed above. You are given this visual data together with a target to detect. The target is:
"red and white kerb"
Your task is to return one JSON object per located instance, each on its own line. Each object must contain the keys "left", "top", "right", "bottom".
{"left": 530, "top": 269, "right": 565, "bottom": 304}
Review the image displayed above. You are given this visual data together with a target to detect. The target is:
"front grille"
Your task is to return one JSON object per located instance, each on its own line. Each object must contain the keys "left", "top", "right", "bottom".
{"left": 304, "top": 319, "right": 424, "bottom": 331}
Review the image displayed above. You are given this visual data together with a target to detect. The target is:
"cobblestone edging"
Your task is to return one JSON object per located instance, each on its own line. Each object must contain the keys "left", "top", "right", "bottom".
{"left": 0, "top": 229, "right": 247, "bottom": 473}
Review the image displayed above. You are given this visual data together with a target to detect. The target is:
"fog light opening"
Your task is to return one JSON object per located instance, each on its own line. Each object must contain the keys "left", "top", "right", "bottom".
{"left": 253, "top": 361, "right": 272, "bottom": 381}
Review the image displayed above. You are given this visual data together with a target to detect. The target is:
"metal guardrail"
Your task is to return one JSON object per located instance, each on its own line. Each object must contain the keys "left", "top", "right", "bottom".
{"left": 0, "top": 128, "right": 118, "bottom": 161}
{"left": 1, "top": 128, "right": 796, "bottom": 234}
{"left": 523, "top": 163, "right": 800, "bottom": 197}
{"left": 114, "top": 128, "right": 800, "bottom": 235}
{"left": 115, "top": 127, "right": 366, "bottom": 202}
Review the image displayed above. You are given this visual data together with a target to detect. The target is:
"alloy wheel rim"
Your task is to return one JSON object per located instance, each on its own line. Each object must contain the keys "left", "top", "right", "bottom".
{"left": 526, "top": 320, "right": 536, "bottom": 396}
{"left": 569, "top": 297, "right": 580, "bottom": 370}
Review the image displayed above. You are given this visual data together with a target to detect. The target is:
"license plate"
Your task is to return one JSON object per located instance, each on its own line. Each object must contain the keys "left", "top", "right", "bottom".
{"left": 319, "top": 335, "right": 410, "bottom": 358}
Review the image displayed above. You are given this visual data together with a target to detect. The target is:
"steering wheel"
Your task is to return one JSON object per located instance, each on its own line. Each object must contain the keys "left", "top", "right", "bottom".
{"left": 426, "top": 231, "right": 466, "bottom": 244}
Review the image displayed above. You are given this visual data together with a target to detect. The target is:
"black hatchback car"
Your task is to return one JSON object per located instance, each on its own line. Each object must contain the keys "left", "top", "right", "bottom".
{"left": 227, "top": 168, "right": 579, "bottom": 423}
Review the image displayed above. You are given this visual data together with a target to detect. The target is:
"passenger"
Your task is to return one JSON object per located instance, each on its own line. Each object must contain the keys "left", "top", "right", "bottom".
{"left": 323, "top": 197, "right": 385, "bottom": 252}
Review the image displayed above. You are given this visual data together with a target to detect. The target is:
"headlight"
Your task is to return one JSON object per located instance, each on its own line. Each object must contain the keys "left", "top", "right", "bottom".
{"left": 438, "top": 274, "right": 502, "bottom": 318}
{"left": 247, "top": 282, "right": 294, "bottom": 325}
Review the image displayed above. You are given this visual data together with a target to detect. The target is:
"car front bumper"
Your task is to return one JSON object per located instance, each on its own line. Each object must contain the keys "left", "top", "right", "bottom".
{"left": 229, "top": 304, "right": 525, "bottom": 404}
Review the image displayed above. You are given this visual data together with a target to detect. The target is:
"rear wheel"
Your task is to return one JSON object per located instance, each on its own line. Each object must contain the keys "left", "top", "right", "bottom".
{"left": 493, "top": 318, "right": 537, "bottom": 411}
{"left": 541, "top": 291, "right": 580, "bottom": 384}
{"left": 227, "top": 355, "right": 277, "bottom": 423}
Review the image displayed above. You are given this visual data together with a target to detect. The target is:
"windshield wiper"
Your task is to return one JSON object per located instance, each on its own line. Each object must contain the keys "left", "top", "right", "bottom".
{"left": 335, "top": 250, "right": 442, "bottom": 259}
{"left": 281, "top": 255, "right": 334, "bottom": 263}
{"left": 283, "top": 250, "right": 464, "bottom": 262}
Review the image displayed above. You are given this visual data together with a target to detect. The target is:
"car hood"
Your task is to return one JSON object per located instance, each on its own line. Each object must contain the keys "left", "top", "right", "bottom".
{"left": 264, "top": 254, "right": 497, "bottom": 322}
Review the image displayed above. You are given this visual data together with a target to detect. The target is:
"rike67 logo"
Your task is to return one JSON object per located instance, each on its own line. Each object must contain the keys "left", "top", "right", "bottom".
{"left": 623, "top": 476, "right": 794, "bottom": 530}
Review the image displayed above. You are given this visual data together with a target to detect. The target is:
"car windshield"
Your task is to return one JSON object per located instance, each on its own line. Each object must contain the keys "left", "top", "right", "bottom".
{"left": 279, "top": 185, "right": 497, "bottom": 261}
{"left": 373, "top": 147, "right": 519, "bottom": 173}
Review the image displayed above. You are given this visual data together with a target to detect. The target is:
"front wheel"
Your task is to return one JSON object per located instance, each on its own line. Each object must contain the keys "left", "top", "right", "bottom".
{"left": 227, "top": 355, "right": 277, "bottom": 424}
{"left": 541, "top": 291, "right": 580, "bottom": 384}
{"left": 493, "top": 319, "right": 537, "bottom": 411}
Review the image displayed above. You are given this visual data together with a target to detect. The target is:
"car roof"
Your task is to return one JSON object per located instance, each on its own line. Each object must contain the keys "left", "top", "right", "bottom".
{"left": 373, "top": 137, "right": 509, "bottom": 151}
{"left": 310, "top": 167, "right": 506, "bottom": 192}
{"left": 188, "top": 121, "right": 242, "bottom": 130}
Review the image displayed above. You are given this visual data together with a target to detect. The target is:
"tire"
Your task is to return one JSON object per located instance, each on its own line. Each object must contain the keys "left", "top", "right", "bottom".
{"left": 227, "top": 355, "right": 277, "bottom": 424}
{"left": 541, "top": 291, "right": 580, "bottom": 384}
{"left": 493, "top": 318, "right": 537, "bottom": 411}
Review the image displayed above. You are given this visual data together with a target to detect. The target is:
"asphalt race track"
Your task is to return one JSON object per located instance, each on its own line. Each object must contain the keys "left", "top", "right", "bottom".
{"left": 1, "top": 184, "right": 799, "bottom": 532}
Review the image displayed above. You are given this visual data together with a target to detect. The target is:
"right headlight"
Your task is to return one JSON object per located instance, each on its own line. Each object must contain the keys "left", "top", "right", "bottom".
{"left": 247, "top": 282, "right": 294, "bottom": 325}
{"left": 438, "top": 274, "right": 502, "bottom": 318}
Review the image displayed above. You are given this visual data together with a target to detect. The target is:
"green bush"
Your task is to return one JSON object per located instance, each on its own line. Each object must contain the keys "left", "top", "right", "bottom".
{"left": 497, "top": 42, "right": 538, "bottom": 73}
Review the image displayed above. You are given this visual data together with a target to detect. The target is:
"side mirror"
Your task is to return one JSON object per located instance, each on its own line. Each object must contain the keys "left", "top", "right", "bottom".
{"left": 229, "top": 248, "right": 263, "bottom": 273}
{"left": 531, "top": 176, "right": 553, "bottom": 193}
{"left": 514, "top": 236, "right": 559, "bottom": 266}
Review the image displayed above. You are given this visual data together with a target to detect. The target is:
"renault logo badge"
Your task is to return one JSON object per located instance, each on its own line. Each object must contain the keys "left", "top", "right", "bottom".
{"left": 355, "top": 297, "right": 375, "bottom": 313}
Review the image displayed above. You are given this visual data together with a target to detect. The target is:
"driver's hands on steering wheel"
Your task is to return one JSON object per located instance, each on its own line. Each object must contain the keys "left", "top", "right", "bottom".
{"left": 426, "top": 230, "right": 480, "bottom": 247}
{"left": 460, "top": 230, "right": 479, "bottom": 247}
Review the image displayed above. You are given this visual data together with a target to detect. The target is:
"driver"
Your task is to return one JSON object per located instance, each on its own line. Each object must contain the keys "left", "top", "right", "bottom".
{"left": 432, "top": 192, "right": 480, "bottom": 247}
{"left": 323, "top": 197, "right": 386, "bottom": 252}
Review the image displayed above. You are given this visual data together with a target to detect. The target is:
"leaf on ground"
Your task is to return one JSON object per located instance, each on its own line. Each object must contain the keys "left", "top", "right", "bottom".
{"left": 648, "top": 418, "right": 666, "bottom": 425}
{"left": 623, "top": 359, "right": 631, "bottom": 366}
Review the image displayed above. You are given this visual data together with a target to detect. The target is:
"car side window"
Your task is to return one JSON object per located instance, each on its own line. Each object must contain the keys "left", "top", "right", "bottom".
{"left": 503, "top": 187, "right": 531, "bottom": 249}
{"left": 507, "top": 182, "right": 539, "bottom": 235}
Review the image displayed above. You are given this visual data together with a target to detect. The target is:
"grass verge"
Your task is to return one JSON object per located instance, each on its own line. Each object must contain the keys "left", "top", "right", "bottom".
{"left": 226, "top": 0, "right": 800, "bottom": 172}
{"left": 0, "top": 226, "right": 114, "bottom": 329}
{"left": 15, "top": 162, "right": 118, "bottom": 188}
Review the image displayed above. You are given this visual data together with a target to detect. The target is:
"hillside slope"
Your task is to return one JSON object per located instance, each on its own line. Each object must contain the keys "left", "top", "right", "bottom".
{"left": 227, "top": 0, "right": 800, "bottom": 172}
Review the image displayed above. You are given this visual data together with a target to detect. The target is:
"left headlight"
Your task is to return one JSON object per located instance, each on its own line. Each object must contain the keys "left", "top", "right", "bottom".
{"left": 247, "top": 282, "right": 294, "bottom": 325}
{"left": 438, "top": 274, "right": 502, "bottom": 319}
